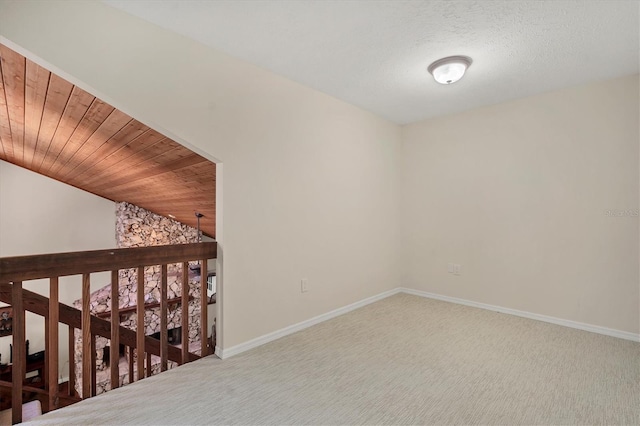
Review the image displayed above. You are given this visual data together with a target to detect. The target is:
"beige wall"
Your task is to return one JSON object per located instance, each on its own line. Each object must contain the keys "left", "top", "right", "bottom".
{"left": 401, "top": 75, "right": 639, "bottom": 334}
{"left": 0, "top": 0, "right": 636, "bottom": 352}
{"left": 0, "top": 0, "right": 402, "bottom": 349}
{"left": 0, "top": 160, "right": 115, "bottom": 378}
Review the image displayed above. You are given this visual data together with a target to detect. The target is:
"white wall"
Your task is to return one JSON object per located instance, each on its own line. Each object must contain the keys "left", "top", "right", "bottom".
{"left": 401, "top": 75, "right": 639, "bottom": 334}
{"left": 0, "top": 0, "right": 402, "bottom": 349}
{"left": 0, "top": 160, "right": 115, "bottom": 379}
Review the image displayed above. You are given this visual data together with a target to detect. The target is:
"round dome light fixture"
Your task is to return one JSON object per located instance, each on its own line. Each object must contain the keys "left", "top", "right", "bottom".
{"left": 428, "top": 56, "right": 473, "bottom": 85}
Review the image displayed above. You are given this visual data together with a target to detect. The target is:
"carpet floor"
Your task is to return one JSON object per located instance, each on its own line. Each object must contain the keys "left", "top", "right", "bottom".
{"left": 26, "top": 293, "right": 640, "bottom": 425}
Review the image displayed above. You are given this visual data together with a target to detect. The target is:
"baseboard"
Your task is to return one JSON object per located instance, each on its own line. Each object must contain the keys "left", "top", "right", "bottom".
{"left": 216, "top": 286, "right": 638, "bottom": 359}
{"left": 399, "top": 287, "right": 640, "bottom": 343}
{"left": 217, "top": 288, "right": 401, "bottom": 358}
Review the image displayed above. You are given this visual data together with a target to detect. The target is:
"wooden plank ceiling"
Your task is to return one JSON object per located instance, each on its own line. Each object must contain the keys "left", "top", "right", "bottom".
{"left": 0, "top": 44, "right": 215, "bottom": 237}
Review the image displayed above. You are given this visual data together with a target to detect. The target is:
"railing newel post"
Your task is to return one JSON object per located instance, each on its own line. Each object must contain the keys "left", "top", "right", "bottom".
{"left": 200, "top": 258, "right": 208, "bottom": 357}
{"left": 160, "top": 264, "right": 168, "bottom": 371}
{"left": 136, "top": 266, "right": 145, "bottom": 380}
{"left": 81, "top": 274, "right": 91, "bottom": 399}
{"left": 181, "top": 261, "right": 189, "bottom": 364}
{"left": 11, "top": 281, "right": 24, "bottom": 425}
{"left": 110, "top": 269, "right": 120, "bottom": 390}
{"left": 49, "top": 277, "right": 60, "bottom": 410}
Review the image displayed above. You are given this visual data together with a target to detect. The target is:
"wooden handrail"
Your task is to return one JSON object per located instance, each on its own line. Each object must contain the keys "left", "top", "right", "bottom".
{"left": 0, "top": 242, "right": 217, "bottom": 281}
{"left": 0, "top": 242, "right": 217, "bottom": 424}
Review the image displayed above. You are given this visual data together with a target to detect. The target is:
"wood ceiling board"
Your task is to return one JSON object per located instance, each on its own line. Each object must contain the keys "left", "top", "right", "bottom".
{"left": 23, "top": 59, "right": 49, "bottom": 168}
{"left": 177, "top": 161, "right": 216, "bottom": 180}
{"left": 0, "top": 44, "right": 26, "bottom": 164}
{"left": 82, "top": 137, "right": 180, "bottom": 189}
{"left": 92, "top": 152, "right": 208, "bottom": 192}
{"left": 122, "top": 191, "right": 216, "bottom": 204}
{"left": 74, "top": 129, "right": 166, "bottom": 185}
{"left": 62, "top": 118, "right": 145, "bottom": 181}
{"left": 56, "top": 109, "right": 132, "bottom": 179}
{"left": 49, "top": 98, "right": 115, "bottom": 175}
{"left": 31, "top": 74, "right": 74, "bottom": 172}
{"left": 104, "top": 178, "right": 214, "bottom": 203}
{"left": 38, "top": 86, "right": 95, "bottom": 173}
{"left": 0, "top": 63, "right": 13, "bottom": 160}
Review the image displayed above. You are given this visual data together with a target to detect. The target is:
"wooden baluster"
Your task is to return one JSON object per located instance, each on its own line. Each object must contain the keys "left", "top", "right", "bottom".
{"left": 181, "top": 262, "right": 189, "bottom": 364}
{"left": 200, "top": 258, "right": 208, "bottom": 356}
{"left": 68, "top": 325, "right": 75, "bottom": 397}
{"left": 136, "top": 266, "right": 145, "bottom": 381}
{"left": 128, "top": 346, "right": 134, "bottom": 384}
{"left": 81, "top": 274, "right": 91, "bottom": 399}
{"left": 146, "top": 353, "right": 152, "bottom": 377}
{"left": 11, "top": 281, "right": 24, "bottom": 425}
{"left": 110, "top": 270, "right": 120, "bottom": 390}
{"left": 48, "top": 277, "right": 60, "bottom": 410}
{"left": 160, "top": 264, "right": 168, "bottom": 371}
{"left": 90, "top": 336, "right": 96, "bottom": 396}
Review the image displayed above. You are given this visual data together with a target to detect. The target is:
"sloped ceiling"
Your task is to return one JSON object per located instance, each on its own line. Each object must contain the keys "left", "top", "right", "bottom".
{"left": 0, "top": 44, "right": 216, "bottom": 237}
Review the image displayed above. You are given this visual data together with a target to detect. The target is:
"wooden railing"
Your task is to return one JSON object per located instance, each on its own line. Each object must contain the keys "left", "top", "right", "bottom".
{"left": 0, "top": 242, "right": 217, "bottom": 424}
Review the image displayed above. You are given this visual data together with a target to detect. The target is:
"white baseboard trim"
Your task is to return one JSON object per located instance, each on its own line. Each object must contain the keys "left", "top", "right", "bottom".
{"left": 399, "top": 287, "right": 640, "bottom": 343}
{"left": 216, "top": 286, "right": 638, "bottom": 359}
{"left": 217, "top": 288, "right": 401, "bottom": 359}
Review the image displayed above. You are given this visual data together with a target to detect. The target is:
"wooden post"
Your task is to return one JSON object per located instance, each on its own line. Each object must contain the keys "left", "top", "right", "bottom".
{"left": 11, "top": 281, "right": 24, "bottom": 425}
{"left": 81, "top": 274, "right": 91, "bottom": 399}
{"left": 68, "top": 325, "right": 75, "bottom": 397}
{"left": 200, "top": 258, "right": 208, "bottom": 357}
{"left": 181, "top": 262, "right": 189, "bottom": 364}
{"left": 110, "top": 270, "right": 120, "bottom": 390}
{"left": 160, "top": 264, "right": 168, "bottom": 371}
{"left": 136, "top": 266, "right": 145, "bottom": 381}
{"left": 48, "top": 277, "right": 60, "bottom": 410}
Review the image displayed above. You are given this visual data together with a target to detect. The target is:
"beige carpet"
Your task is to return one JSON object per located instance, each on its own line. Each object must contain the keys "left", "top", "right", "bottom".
{"left": 26, "top": 293, "right": 640, "bottom": 425}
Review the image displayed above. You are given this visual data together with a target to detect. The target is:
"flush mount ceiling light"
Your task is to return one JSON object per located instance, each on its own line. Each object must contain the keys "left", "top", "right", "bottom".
{"left": 428, "top": 56, "right": 473, "bottom": 85}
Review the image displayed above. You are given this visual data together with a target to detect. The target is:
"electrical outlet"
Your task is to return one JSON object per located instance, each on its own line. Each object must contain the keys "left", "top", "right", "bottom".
{"left": 301, "top": 278, "right": 309, "bottom": 293}
{"left": 453, "top": 264, "right": 462, "bottom": 275}
{"left": 447, "top": 263, "right": 454, "bottom": 273}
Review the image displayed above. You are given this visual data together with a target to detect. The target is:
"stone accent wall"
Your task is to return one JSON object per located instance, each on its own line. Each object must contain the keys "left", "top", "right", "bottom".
{"left": 73, "top": 202, "right": 203, "bottom": 396}
{"left": 116, "top": 202, "right": 199, "bottom": 248}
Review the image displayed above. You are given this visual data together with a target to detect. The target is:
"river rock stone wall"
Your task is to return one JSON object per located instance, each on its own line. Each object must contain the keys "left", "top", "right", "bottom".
{"left": 73, "top": 202, "right": 203, "bottom": 396}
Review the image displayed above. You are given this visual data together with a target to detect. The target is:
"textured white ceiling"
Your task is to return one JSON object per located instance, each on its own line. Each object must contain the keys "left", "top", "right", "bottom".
{"left": 103, "top": 0, "right": 639, "bottom": 124}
